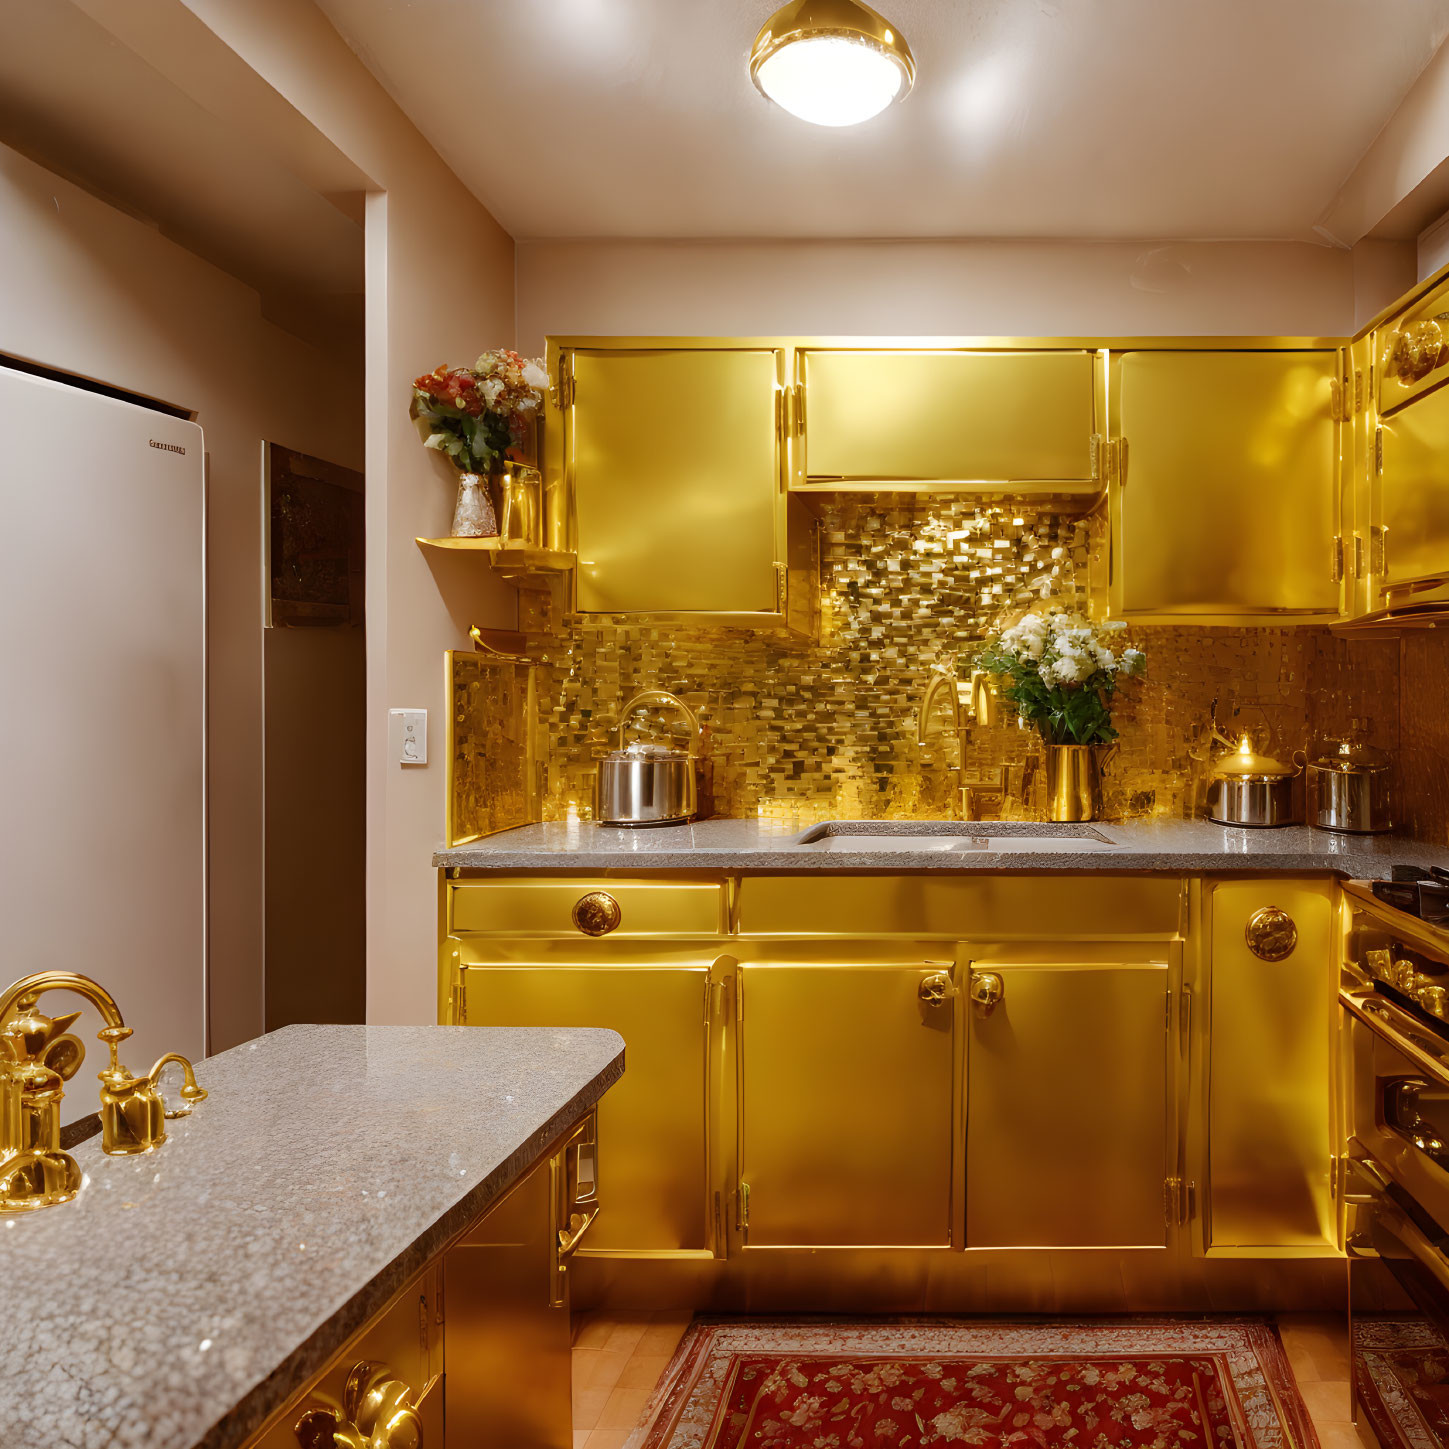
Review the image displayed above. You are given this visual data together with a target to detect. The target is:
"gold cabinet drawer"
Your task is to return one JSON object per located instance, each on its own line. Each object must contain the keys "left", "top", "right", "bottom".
{"left": 243, "top": 1262, "right": 442, "bottom": 1448}
{"left": 736, "top": 874, "right": 1184, "bottom": 939}
{"left": 449, "top": 879, "right": 725, "bottom": 937}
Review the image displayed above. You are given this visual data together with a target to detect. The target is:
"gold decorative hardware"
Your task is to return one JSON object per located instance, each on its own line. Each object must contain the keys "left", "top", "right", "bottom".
{"left": 550, "top": 1115, "right": 598, "bottom": 1307}
{"left": 917, "top": 971, "right": 957, "bottom": 1007}
{"left": 552, "top": 353, "right": 574, "bottom": 410}
{"left": 968, "top": 971, "right": 1004, "bottom": 1013}
{"left": 294, "top": 1360, "right": 425, "bottom": 1449}
{"left": 1090, "top": 434, "right": 1124, "bottom": 486}
{"left": 1354, "top": 368, "right": 1364, "bottom": 413}
{"left": 1330, "top": 536, "right": 1344, "bottom": 584}
{"left": 1244, "top": 907, "right": 1297, "bottom": 961}
{"left": 98, "top": 1043, "right": 207, "bottom": 1157}
{"left": 572, "top": 891, "right": 622, "bottom": 937}
{"left": 1329, "top": 378, "right": 1344, "bottom": 422}
{"left": 1386, "top": 317, "right": 1447, "bottom": 384}
{"left": 0, "top": 972, "right": 208, "bottom": 1211}
{"left": 1370, "top": 525, "right": 1387, "bottom": 577}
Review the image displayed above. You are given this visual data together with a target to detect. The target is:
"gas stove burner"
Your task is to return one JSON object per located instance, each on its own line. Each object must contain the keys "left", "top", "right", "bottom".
{"left": 1374, "top": 866, "right": 1449, "bottom": 924}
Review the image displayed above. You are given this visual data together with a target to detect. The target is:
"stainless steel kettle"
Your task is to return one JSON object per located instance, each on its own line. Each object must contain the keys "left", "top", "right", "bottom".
{"left": 596, "top": 690, "right": 700, "bottom": 827}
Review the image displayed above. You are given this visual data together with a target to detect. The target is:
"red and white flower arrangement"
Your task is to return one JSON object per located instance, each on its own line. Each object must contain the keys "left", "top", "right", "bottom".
{"left": 410, "top": 349, "right": 549, "bottom": 475}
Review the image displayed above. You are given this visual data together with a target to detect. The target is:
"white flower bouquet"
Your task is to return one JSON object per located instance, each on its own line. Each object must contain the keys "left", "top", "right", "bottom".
{"left": 974, "top": 609, "right": 1145, "bottom": 746}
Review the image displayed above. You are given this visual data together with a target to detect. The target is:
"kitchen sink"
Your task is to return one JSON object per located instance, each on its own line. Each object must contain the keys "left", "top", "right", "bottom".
{"left": 793, "top": 821, "right": 1121, "bottom": 852}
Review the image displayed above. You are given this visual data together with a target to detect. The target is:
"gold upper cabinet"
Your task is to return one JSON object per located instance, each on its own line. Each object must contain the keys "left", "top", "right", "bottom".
{"left": 1108, "top": 349, "right": 1340, "bottom": 620}
{"left": 1367, "top": 265, "right": 1449, "bottom": 602}
{"left": 1377, "top": 382, "right": 1449, "bottom": 593}
{"left": 566, "top": 347, "right": 785, "bottom": 616}
{"left": 797, "top": 348, "right": 1098, "bottom": 491}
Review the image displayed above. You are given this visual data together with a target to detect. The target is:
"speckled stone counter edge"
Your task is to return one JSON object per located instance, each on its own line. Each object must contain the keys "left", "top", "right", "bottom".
{"left": 199, "top": 1048, "right": 623, "bottom": 1449}
{"left": 434, "top": 818, "right": 1449, "bottom": 877}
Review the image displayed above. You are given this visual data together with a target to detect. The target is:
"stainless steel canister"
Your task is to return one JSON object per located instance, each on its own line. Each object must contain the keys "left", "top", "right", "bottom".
{"left": 1307, "top": 733, "right": 1393, "bottom": 834}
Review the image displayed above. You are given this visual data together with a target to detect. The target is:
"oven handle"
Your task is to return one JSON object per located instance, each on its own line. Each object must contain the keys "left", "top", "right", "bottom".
{"left": 1341, "top": 988, "right": 1449, "bottom": 1094}
{"left": 1376, "top": 1192, "right": 1449, "bottom": 1298}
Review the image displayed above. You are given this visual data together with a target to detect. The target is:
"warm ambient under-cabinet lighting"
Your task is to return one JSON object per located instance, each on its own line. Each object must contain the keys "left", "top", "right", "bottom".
{"left": 749, "top": 0, "right": 916, "bottom": 128}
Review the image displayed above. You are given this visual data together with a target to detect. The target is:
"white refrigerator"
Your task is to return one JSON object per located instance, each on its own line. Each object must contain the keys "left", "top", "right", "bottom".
{"left": 0, "top": 364, "right": 206, "bottom": 1114}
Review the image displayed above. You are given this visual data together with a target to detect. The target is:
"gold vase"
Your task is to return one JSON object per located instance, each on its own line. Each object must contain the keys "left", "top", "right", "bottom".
{"left": 1043, "top": 742, "right": 1117, "bottom": 822}
{"left": 495, "top": 462, "right": 542, "bottom": 547}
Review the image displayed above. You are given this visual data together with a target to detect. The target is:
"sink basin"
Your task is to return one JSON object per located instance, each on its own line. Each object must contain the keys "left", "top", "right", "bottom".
{"left": 794, "top": 821, "right": 1120, "bottom": 853}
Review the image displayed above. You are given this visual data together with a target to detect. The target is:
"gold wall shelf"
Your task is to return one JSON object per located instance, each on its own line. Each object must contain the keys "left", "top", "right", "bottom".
{"left": 415, "top": 537, "right": 575, "bottom": 581}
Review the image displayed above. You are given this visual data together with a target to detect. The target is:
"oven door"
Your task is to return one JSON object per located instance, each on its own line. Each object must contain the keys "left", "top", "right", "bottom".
{"left": 1344, "top": 987, "right": 1449, "bottom": 1441}
{"left": 1347, "top": 1154, "right": 1449, "bottom": 1445}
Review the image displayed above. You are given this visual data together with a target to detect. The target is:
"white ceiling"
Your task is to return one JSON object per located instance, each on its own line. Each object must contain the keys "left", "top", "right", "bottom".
{"left": 317, "top": 0, "right": 1449, "bottom": 242}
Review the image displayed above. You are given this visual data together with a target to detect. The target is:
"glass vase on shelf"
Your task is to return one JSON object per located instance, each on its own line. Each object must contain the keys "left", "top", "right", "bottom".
{"left": 450, "top": 471, "right": 498, "bottom": 539}
{"left": 495, "top": 462, "right": 542, "bottom": 547}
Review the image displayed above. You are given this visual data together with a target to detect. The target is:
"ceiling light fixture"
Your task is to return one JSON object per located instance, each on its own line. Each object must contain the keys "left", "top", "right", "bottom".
{"left": 749, "top": 0, "right": 915, "bottom": 128}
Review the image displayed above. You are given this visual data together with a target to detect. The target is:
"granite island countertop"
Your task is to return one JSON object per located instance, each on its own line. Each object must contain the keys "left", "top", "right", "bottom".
{"left": 435, "top": 817, "right": 1449, "bottom": 876}
{"left": 0, "top": 1024, "right": 624, "bottom": 1449}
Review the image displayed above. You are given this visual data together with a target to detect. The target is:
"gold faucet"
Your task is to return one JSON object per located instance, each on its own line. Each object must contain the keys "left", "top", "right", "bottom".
{"left": 0, "top": 972, "right": 207, "bottom": 1212}
{"left": 916, "top": 658, "right": 1003, "bottom": 821}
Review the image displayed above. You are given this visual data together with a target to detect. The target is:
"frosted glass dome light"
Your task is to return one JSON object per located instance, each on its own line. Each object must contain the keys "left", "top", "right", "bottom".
{"left": 750, "top": 0, "right": 915, "bottom": 129}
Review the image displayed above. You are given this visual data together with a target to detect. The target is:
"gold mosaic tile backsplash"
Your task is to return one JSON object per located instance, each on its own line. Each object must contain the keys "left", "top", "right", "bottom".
{"left": 450, "top": 496, "right": 1448, "bottom": 841}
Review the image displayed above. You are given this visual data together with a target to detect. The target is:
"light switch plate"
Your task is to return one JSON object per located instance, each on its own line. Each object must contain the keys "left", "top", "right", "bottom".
{"left": 389, "top": 708, "right": 427, "bottom": 765}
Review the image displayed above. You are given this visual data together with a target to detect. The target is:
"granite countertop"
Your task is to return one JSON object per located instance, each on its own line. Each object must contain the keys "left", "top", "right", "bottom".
{"left": 435, "top": 816, "right": 1449, "bottom": 876}
{"left": 0, "top": 1024, "right": 624, "bottom": 1449}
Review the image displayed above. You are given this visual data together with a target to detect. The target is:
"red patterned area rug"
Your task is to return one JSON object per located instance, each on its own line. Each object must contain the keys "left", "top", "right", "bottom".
{"left": 1353, "top": 1316, "right": 1449, "bottom": 1449}
{"left": 630, "top": 1318, "right": 1318, "bottom": 1449}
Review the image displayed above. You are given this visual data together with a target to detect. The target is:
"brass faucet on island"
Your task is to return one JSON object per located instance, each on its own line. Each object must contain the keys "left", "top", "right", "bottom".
{"left": 0, "top": 971, "right": 207, "bottom": 1212}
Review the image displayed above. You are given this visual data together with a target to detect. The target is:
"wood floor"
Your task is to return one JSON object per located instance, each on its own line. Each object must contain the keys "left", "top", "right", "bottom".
{"left": 572, "top": 1309, "right": 1384, "bottom": 1449}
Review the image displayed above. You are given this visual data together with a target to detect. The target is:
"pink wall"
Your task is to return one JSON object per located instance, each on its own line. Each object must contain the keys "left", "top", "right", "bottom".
{"left": 177, "top": 0, "right": 517, "bottom": 1024}
{"left": 0, "top": 141, "right": 361, "bottom": 1049}
{"left": 515, "top": 238, "right": 1362, "bottom": 355}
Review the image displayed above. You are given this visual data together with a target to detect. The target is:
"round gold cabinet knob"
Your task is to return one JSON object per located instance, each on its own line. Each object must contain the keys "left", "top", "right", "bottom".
{"left": 572, "top": 891, "right": 622, "bottom": 937}
{"left": 1245, "top": 906, "right": 1297, "bottom": 961}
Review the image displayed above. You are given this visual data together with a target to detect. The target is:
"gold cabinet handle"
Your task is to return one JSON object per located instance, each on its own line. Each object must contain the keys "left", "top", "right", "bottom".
{"left": 295, "top": 1361, "right": 425, "bottom": 1449}
{"left": 969, "top": 971, "right": 1004, "bottom": 1013}
{"left": 917, "top": 971, "right": 957, "bottom": 1007}
{"left": 1245, "top": 907, "right": 1297, "bottom": 961}
{"left": 572, "top": 891, "right": 622, "bottom": 937}
{"left": 558, "top": 1201, "right": 600, "bottom": 1256}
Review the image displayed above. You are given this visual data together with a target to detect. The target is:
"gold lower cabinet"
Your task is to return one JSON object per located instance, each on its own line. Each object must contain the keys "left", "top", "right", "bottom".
{"left": 445, "top": 1142, "right": 580, "bottom": 1449}
{"left": 458, "top": 952, "right": 721, "bottom": 1254}
{"left": 738, "top": 959, "right": 958, "bottom": 1248}
{"left": 1206, "top": 879, "right": 1337, "bottom": 1254}
{"left": 245, "top": 1262, "right": 444, "bottom": 1449}
{"left": 244, "top": 1114, "right": 595, "bottom": 1449}
{"left": 965, "top": 957, "right": 1172, "bottom": 1249}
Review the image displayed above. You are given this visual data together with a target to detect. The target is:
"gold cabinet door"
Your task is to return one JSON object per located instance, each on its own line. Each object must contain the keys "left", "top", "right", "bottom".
{"left": 966, "top": 961, "right": 1169, "bottom": 1248}
{"left": 1207, "top": 880, "right": 1335, "bottom": 1253}
{"left": 799, "top": 349, "right": 1097, "bottom": 486}
{"left": 1379, "top": 384, "right": 1449, "bottom": 590}
{"left": 1112, "top": 350, "right": 1339, "bottom": 617}
{"left": 738, "top": 961, "right": 956, "bottom": 1248}
{"left": 570, "top": 348, "right": 783, "bottom": 614}
{"left": 446, "top": 1156, "right": 571, "bottom": 1449}
{"left": 461, "top": 961, "right": 711, "bottom": 1253}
